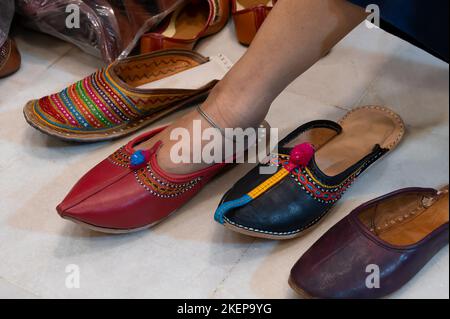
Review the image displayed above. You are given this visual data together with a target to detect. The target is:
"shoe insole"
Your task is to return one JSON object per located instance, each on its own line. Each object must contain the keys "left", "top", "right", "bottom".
{"left": 374, "top": 191, "right": 449, "bottom": 246}
{"left": 137, "top": 54, "right": 233, "bottom": 90}
{"left": 314, "top": 107, "right": 404, "bottom": 177}
{"left": 236, "top": 0, "right": 273, "bottom": 10}
{"left": 161, "top": 1, "right": 210, "bottom": 40}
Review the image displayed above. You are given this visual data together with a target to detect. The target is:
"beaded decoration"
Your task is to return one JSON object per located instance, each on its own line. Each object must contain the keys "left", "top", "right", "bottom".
{"left": 134, "top": 165, "right": 201, "bottom": 198}
{"left": 266, "top": 145, "right": 386, "bottom": 204}
{"left": 108, "top": 147, "right": 131, "bottom": 168}
{"left": 291, "top": 167, "right": 356, "bottom": 204}
{"left": 130, "top": 150, "right": 152, "bottom": 170}
{"left": 108, "top": 147, "right": 201, "bottom": 198}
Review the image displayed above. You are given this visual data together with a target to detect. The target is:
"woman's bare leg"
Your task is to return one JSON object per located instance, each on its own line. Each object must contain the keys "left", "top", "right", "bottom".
{"left": 143, "top": 0, "right": 367, "bottom": 174}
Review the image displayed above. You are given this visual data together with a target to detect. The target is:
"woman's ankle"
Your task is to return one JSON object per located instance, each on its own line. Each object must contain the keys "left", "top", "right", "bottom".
{"left": 151, "top": 82, "right": 271, "bottom": 175}
{"left": 201, "top": 81, "right": 270, "bottom": 130}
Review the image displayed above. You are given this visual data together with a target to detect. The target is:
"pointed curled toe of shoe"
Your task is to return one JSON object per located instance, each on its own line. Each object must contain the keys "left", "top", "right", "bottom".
{"left": 57, "top": 126, "right": 228, "bottom": 233}
{"left": 289, "top": 187, "right": 449, "bottom": 299}
{"left": 215, "top": 106, "right": 405, "bottom": 240}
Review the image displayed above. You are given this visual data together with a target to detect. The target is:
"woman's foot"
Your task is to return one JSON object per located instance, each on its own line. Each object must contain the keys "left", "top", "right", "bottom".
{"left": 136, "top": 81, "right": 269, "bottom": 175}
{"left": 134, "top": 0, "right": 367, "bottom": 176}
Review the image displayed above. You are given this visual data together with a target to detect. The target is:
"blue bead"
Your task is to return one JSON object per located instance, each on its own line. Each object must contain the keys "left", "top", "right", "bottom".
{"left": 130, "top": 150, "right": 145, "bottom": 166}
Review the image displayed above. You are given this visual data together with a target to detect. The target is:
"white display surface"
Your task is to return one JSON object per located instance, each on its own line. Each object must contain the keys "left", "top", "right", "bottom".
{"left": 0, "top": 21, "right": 448, "bottom": 299}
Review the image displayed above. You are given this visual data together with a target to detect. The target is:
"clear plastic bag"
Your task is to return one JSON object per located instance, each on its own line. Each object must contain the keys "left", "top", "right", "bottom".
{"left": 0, "top": 0, "right": 15, "bottom": 47}
{"left": 15, "top": 0, "right": 186, "bottom": 63}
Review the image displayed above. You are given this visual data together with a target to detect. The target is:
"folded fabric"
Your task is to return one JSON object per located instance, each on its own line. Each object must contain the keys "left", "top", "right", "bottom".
{"left": 16, "top": 0, "right": 185, "bottom": 62}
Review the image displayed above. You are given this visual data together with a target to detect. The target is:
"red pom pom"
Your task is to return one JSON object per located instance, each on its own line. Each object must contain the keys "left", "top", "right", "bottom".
{"left": 287, "top": 143, "right": 315, "bottom": 171}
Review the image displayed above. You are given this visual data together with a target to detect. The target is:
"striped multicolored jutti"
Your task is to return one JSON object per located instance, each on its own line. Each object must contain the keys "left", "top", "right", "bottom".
{"left": 34, "top": 68, "right": 141, "bottom": 131}
{"left": 24, "top": 50, "right": 218, "bottom": 141}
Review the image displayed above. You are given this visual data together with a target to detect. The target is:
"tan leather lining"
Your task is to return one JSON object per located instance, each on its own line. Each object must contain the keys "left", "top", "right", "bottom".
{"left": 137, "top": 54, "right": 232, "bottom": 90}
{"left": 358, "top": 187, "right": 449, "bottom": 246}
{"left": 314, "top": 106, "right": 405, "bottom": 177}
{"left": 284, "top": 128, "right": 340, "bottom": 151}
{"left": 161, "top": 1, "right": 210, "bottom": 40}
{"left": 114, "top": 55, "right": 203, "bottom": 88}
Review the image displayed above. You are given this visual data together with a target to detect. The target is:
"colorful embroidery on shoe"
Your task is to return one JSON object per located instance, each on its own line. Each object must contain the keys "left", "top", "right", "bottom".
{"left": 134, "top": 165, "right": 201, "bottom": 198}
{"left": 108, "top": 147, "right": 131, "bottom": 168}
{"left": 108, "top": 147, "right": 202, "bottom": 198}
{"left": 32, "top": 59, "right": 195, "bottom": 132}
{"left": 291, "top": 168, "right": 356, "bottom": 204}
{"left": 268, "top": 148, "right": 386, "bottom": 204}
{"left": 215, "top": 143, "right": 315, "bottom": 224}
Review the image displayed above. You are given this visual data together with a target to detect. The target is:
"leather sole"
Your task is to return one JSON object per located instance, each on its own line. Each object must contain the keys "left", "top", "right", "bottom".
{"left": 61, "top": 215, "right": 161, "bottom": 234}
{"left": 223, "top": 214, "right": 323, "bottom": 240}
{"left": 60, "top": 206, "right": 183, "bottom": 234}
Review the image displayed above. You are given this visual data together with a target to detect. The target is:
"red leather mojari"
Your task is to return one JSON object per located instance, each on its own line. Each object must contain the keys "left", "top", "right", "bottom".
{"left": 57, "top": 127, "right": 228, "bottom": 233}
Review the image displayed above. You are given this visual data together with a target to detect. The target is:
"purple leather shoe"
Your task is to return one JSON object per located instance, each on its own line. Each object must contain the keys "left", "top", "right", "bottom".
{"left": 289, "top": 186, "right": 449, "bottom": 299}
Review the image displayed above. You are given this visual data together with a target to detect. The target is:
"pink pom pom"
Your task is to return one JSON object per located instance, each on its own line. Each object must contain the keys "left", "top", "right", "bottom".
{"left": 286, "top": 143, "right": 315, "bottom": 171}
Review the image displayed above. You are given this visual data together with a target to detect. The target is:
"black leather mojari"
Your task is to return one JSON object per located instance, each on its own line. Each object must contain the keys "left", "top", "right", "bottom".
{"left": 214, "top": 106, "right": 405, "bottom": 240}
